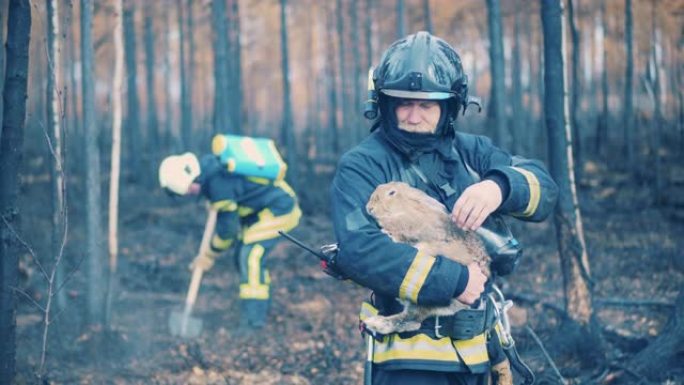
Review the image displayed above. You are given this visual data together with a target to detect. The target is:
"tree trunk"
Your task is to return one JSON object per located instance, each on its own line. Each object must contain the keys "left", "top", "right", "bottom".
{"left": 486, "top": 0, "right": 508, "bottom": 147}
{"left": 351, "top": 0, "right": 362, "bottom": 145}
{"left": 212, "top": 0, "right": 230, "bottom": 135}
{"left": 68, "top": 1, "right": 82, "bottom": 171}
{"left": 422, "top": 0, "right": 432, "bottom": 34}
{"left": 567, "top": 0, "right": 582, "bottom": 181}
{"left": 177, "top": 0, "right": 191, "bottom": 148}
{"left": 81, "top": 0, "right": 106, "bottom": 326}
{"left": 163, "top": 5, "right": 174, "bottom": 150}
{"left": 511, "top": 1, "right": 523, "bottom": 154}
{"left": 396, "top": 0, "right": 405, "bottom": 38}
{"left": 143, "top": 2, "right": 159, "bottom": 175}
{"left": 0, "top": 2, "right": 30, "bottom": 382}
{"left": 623, "top": 0, "right": 635, "bottom": 168}
{"left": 335, "top": 0, "right": 348, "bottom": 151}
{"left": 123, "top": 2, "right": 140, "bottom": 179}
{"left": 47, "top": 0, "right": 67, "bottom": 310}
{"left": 280, "top": 0, "right": 298, "bottom": 189}
{"left": 596, "top": 0, "right": 609, "bottom": 158}
{"left": 229, "top": 0, "right": 243, "bottom": 133}
{"left": 541, "top": 0, "right": 604, "bottom": 367}
{"left": 649, "top": 2, "right": 664, "bottom": 203}
{"left": 106, "top": 0, "right": 125, "bottom": 328}
{"left": 326, "top": 1, "right": 339, "bottom": 156}
{"left": 186, "top": 0, "right": 195, "bottom": 143}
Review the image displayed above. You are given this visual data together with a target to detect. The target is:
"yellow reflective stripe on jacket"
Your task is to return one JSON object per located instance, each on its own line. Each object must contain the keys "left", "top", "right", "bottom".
{"left": 274, "top": 179, "right": 296, "bottom": 198}
{"left": 238, "top": 206, "right": 255, "bottom": 217}
{"left": 372, "top": 332, "right": 489, "bottom": 368}
{"left": 399, "top": 251, "right": 435, "bottom": 303}
{"left": 212, "top": 199, "right": 238, "bottom": 212}
{"left": 242, "top": 205, "right": 302, "bottom": 244}
{"left": 374, "top": 334, "right": 460, "bottom": 362}
{"left": 359, "top": 301, "right": 379, "bottom": 321}
{"left": 247, "top": 176, "right": 271, "bottom": 185}
{"left": 211, "top": 234, "right": 233, "bottom": 251}
{"left": 239, "top": 244, "right": 270, "bottom": 299}
{"left": 510, "top": 166, "right": 541, "bottom": 217}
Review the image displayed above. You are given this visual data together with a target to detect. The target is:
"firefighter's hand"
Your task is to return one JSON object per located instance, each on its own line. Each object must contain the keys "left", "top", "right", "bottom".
{"left": 189, "top": 249, "right": 220, "bottom": 272}
{"left": 456, "top": 263, "right": 487, "bottom": 305}
{"left": 451, "top": 180, "right": 502, "bottom": 231}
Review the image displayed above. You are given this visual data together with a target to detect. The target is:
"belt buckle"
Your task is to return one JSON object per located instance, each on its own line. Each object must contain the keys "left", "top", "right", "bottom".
{"left": 434, "top": 316, "right": 444, "bottom": 338}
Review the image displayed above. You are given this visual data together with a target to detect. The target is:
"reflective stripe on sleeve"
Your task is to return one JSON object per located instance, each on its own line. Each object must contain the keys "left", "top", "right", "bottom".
{"left": 399, "top": 251, "right": 435, "bottom": 303}
{"left": 510, "top": 166, "right": 541, "bottom": 217}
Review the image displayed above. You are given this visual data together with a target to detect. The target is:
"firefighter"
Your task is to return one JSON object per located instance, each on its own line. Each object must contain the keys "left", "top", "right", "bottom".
{"left": 330, "top": 31, "right": 559, "bottom": 384}
{"left": 159, "top": 151, "right": 301, "bottom": 329}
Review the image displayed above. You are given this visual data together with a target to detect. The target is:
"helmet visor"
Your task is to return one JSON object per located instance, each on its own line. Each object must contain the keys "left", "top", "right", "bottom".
{"left": 380, "top": 89, "right": 453, "bottom": 100}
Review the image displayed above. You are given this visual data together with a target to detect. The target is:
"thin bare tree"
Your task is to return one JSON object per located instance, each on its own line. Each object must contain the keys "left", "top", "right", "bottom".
{"left": 486, "top": 0, "right": 508, "bottom": 147}
{"left": 106, "top": 0, "right": 125, "bottom": 327}
{"left": 280, "top": 0, "right": 298, "bottom": 188}
{"left": 47, "top": 0, "right": 67, "bottom": 310}
{"left": 81, "top": 0, "right": 106, "bottom": 326}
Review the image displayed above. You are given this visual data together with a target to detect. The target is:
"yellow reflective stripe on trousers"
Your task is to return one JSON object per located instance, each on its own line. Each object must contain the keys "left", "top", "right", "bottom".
{"left": 510, "top": 166, "right": 541, "bottom": 217}
{"left": 212, "top": 199, "right": 238, "bottom": 212}
{"left": 211, "top": 235, "right": 233, "bottom": 250}
{"left": 239, "top": 244, "right": 269, "bottom": 299}
{"left": 452, "top": 333, "right": 488, "bottom": 367}
{"left": 242, "top": 205, "right": 302, "bottom": 244}
{"left": 399, "top": 251, "right": 435, "bottom": 302}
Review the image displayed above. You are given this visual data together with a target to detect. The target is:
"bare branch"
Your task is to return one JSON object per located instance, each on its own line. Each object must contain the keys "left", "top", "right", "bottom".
{"left": 525, "top": 326, "right": 566, "bottom": 383}
{"left": 10, "top": 286, "right": 46, "bottom": 313}
{"left": 1, "top": 215, "right": 50, "bottom": 282}
{"left": 55, "top": 253, "right": 86, "bottom": 294}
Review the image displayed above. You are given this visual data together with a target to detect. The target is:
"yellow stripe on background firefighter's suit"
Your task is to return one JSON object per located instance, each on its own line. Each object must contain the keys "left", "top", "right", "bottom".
{"left": 239, "top": 244, "right": 270, "bottom": 299}
{"left": 510, "top": 166, "right": 541, "bottom": 217}
{"left": 242, "top": 206, "right": 302, "bottom": 244}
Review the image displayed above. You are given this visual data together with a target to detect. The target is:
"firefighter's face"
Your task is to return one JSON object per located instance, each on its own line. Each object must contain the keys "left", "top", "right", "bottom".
{"left": 395, "top": 99, "right": 441, "bottom": 134}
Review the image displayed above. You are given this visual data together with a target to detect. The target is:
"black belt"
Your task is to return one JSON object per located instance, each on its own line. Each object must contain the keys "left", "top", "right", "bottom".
{"left": 409, "top": 298, "right": 497, "bottom": 340}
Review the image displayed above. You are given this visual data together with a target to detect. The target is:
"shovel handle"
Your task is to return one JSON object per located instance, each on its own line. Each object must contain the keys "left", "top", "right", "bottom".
{"left": 184, "top": 206, "right": 218, "bottom": 311}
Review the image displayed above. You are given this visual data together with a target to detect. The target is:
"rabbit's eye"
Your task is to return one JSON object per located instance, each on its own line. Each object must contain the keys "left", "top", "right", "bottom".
{"left": 388, "top": 190, "right": 396, "bottom": 196}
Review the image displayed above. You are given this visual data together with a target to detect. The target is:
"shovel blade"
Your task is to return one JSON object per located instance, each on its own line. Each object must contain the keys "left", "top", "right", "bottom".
{"left": 169, "top": 310, "right": 203, "bottom": 338}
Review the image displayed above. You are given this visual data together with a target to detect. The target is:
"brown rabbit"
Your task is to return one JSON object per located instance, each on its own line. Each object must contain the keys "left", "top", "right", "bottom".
{"left": 364, "top": 181, "right": 490, "bottom": 334}
{"left": 365, "top": 182, "right": 513, "bottom": 385}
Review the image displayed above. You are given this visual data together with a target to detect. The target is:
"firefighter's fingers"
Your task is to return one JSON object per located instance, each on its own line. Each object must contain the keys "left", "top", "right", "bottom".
{"left": 456, "top": 263, "right": 487, "bottom": 305}
{"left": 464, "top": 205, "right": 487, "bottom": 231}
{"left": 451, "top": 195, "right": 471, "bottom": 228}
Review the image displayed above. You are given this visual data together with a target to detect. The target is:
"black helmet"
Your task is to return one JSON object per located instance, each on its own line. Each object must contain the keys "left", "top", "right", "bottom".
{"left": 375, "top": 32, "right": 468, "bottom": 109}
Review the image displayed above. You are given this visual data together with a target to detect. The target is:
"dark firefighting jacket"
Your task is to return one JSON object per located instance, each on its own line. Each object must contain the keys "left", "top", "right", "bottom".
{"left": 330, "top": 130, "right": 558, "bottom": 373}
{"left": 199, "top": 155, "right": 301, "bottom": 250}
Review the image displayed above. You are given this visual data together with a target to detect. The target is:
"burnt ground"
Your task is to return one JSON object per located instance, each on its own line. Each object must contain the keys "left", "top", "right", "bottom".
{"left": 12, "top": 158, "right": 684, "bottom": 385}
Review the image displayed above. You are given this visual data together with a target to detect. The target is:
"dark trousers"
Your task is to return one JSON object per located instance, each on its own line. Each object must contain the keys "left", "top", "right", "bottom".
{"left": 372, "top": 367, "right": 488, "bottom": 385}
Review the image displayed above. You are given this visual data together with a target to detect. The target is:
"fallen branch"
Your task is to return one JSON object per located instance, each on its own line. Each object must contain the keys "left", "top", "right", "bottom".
{"left": 525, "top": 326, "right": 566, "bottom": 384}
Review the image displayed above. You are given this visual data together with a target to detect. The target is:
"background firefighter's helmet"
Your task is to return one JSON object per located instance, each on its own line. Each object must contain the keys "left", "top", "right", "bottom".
{"left": 369, "top": 31, "right": 470, "bottom": 119}
{"left": 158, "top": 152, "right": 200, "bottom": 195}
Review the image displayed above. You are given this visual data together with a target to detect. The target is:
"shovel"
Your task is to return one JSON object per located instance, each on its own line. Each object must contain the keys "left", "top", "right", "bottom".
{"left": 169, "top": 206, "right": 218, "bottom": 338}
